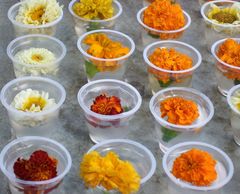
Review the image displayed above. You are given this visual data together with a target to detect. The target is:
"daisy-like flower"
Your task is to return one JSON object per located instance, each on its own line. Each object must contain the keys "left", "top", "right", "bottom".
{"left": 11, "top": 88, "right": 56, "bottom": 112}
{"left": 16, "top": 0, "right": 63, "bottom": 26}
{"left": 231, "top": 90, "right": 240, "bottom": 111}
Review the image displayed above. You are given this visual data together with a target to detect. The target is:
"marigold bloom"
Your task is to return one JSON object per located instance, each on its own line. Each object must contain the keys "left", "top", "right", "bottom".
{"left": 172, "top": 148, "right": 217, "bottom": 186}
{"left": 160, "top": 97, "right": 199, "bottom": 125}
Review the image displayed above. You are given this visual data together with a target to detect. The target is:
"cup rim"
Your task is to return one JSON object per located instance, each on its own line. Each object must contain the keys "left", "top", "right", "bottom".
{"left": 149, "top": 87, "right": 214, "bottom": 131}
{"left": 68, "top": 0, "right": 122, "bottom": 22}
{"left": 7, "top": 34, "right": 67, "bottom": 67}
{"left": 136, "top": 6, "right": 191, "bottom": 33}
{"left": 143, "top": 40, "right": 202, "bottom": 73}
{"left": 77, "top": 29, "right": 135, "bottom": 62}
{"left": 227, "top": 84, "right": 240, "bottom": 115}
{"left": 77, "top": 79, "right": 142, "bottom": 121}
{"left": 162, "top": 141, "right": 234, "bottom": 191}
{"left": 87, "top": 139, "right": 156, "bottom": 184}
{"left": 200, "top": 0, "right": 240, "bottom": 28}
{"left": 0, "top": 76, "right": 66, "bottom": 117}
{"left": 8, "top": 2, "right": 63, "bottom": 29}
{"left": 0, "top": 136, "right": 72, "bottom": 186}
{"left": 211, "top": 38, "right": 240, "bottom": 70}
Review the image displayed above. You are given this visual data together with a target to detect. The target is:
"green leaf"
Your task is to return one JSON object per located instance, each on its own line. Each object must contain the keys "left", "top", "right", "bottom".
{"left": 234, "top": 79, "right": 240, "bottom": 85}
{"left": 85, "top": 60, "right": 99, "bottom": 79}
{"left": 158, "top": 79, "right": 173, "bottom": 88}
{"left": 161, "top": 126, "right": 179, "bottom": 142}
{"left": 87, "top": 22, "right": 101, "bottom": 32}
{"left": 148, "top": 32, "right": 159, "bottom": 39}
{"left": 123, "top": 106, "right": 130, "bottom": 112}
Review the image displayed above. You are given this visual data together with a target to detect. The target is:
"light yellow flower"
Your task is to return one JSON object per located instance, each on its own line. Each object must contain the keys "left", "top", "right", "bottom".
{"left": 16, "top": 0, "right": 63, "bottom": 25}
{"left": 231, "top": 90, "right": 240, "bottom": 111}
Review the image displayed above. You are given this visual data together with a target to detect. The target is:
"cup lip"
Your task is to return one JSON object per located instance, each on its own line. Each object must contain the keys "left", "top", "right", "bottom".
{"left": 162, "top": 141, "right": 234, "bottom": 191}
{"left": 68, "top": 0, "right": 122, "bottom": 22}
{"left": 0, "top": 76, "right": 66, "bottom": 117}
{"left": 143, "top": 40, "right": 202, "bottom": 73}
{"left": 77, "top": 29, "right": 135, "bottom": 62}
{"left": 149, "top": 87, "right": 214, "bottom": 131}
{"left": 211, "top": 38, "right": 240, "bottom": 70}
{"left": 87, "top": 139, "right": 157, "bottom": 184}
{"left": 8, "top": 2, "right": 63, "bottom": 29}
{"left": 137, "top": 6, "right": 191, "bottom": 33}
{"left": 77, "top": 79, "right": 142, "bottom": 121}
{"left": 227, "top": 84, "right": 240, "bottom": 115}
{"left": 0, "top": 136, "right": 72, "bottom": 186}
{"left": 7, "top": 34, "right": 67, "bottom": 67}
{"left": 200, "top": 0, "right": 240, "bottom": 28}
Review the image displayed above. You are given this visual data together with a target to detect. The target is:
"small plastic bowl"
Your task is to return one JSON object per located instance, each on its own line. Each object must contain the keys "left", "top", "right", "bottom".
{"left": 7, "top": 34, "right": 66, "bottom": 78}
{"left": 69, "top": 0, "right": 122, "bottom": 36}
{"left": 162, "top": 141, "right": 234, "bottom": 193}
{"left": 77, "top": 29, "right": 135, "bottom": 81}
{"left": 143, "top": 40, "right": 202, "bottom": 94}
{"left": 149, "top": 87, "right": 214, "bottom": 153}
{"left": 0, "top": 76, "right": 66, "bottom": 138}
{"left": 8, "top": 2, "right": 63, "bottom": 37}
{"left": 0, "top": 136, "right": 72, "bottom": 194}
{"left": 77, "top": 79, "right": 142, "bottom": 143}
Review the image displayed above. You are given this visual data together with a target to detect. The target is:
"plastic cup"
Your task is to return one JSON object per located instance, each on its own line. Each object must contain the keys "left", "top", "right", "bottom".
{"left": 0, "top": 136, "right": 72, "bottom": 194}
{"left": 0, "top": 77, "right": 66, "bottom": 138}
{"left": 162, "top": 141, "right": 234, "bottom": 194}
{"left": 137, "top": 7, "right": 191, "bottom": 47}
{"left": 68, "top": 0, "right": 122, "bottom": 37}
{"left": 8, "top": 2, "right": 63, "bottom": 37}
{"left": 77, "top": 29, "right": 135, "bottom": 82}
{"left": 7, "top": 34, "right": 66, "bottom": 78}
{"left": 143, "top": 40, "right": 202, "bottom": 94}
{"left": 87, "top": 139, "right": 156, "bottom": 193}
{"left": 77, "top": 79, "right": 142, "bottom": 143}
{"left": 211, "top": 38, "right": 240, "bottom": 96}
{"left": 201, "top": 0, "right": 240, "bottom": 51}
{"left": 149, "top": 87, "right": 214, "bottom": 153}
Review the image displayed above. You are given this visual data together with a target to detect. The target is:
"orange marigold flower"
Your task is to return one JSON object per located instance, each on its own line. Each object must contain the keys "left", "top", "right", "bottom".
{"left": 160, "top": 97, "right": 199, "bottom": 125}
{"left": 90, "top": 94, "right": 123, "bottom": 115}
{"left": 172, "top": 148, "right": 217, "bottom": 186}
{"left": 13, "top": 150, "right": 57, "bottom": 181}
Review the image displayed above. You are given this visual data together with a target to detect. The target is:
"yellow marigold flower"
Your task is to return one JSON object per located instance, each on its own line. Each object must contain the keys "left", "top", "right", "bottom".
{"left": 80, "top": 151, "right": 140, "bottom": 194}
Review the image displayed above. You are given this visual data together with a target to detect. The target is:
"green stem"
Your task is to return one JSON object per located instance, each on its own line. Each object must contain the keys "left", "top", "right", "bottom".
{"left": 158, "top": 79, "right": 173, "bottom": 88}
{"left": 234, "top": 79, "right": 240, "bottom": 85}
{"left": 87, "top": 22, "right": 101, "bottom": 32}
{"left": 85, "top": 60, "right": 99, "bottom": 79}
{"left": 161, "top": 126, "right": 180, "bottom": 142}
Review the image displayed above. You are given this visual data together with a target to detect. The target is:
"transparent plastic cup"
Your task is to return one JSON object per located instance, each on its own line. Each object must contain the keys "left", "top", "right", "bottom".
{"left": 77, "top": 29, "right": 135, "bottom": 82}
{"left": 0, "top": 136, "right": 72, "bottom": 194}
{"left": 227, "top": 85, "right": 240, "bottom": 145}
{"left": 137, "top": 7, "right": 191, "bottom": 47}
{"left": 77, "top": 79, "right": 142, "bottom": 143}
{"left": 68, "top": 0, "right": 122, "bottom": 37}
{"left": 8, "top": 2, "right": 63, "bottom": 37}
{"left": 87, "top": 139, "right": 156, "bottom": 193}
{"left": 0, "top": 77, "right": 66, "bottom": 138}
{"left": 143, "top": 41, "right": 202, "bottom": 94}
{"left": 201, "top": 0, "right": 240, "bottom": 51}
{"left": 7, "top": 34, "right": 66, "bottom": 78}
{"left": 162, "top": 141, "right": 234, "bottom": 194}
{"left": 211, "top": 38, "right": 240, "bottom": 96}
{"left": 149, "top": 87, "right": 214, "bottom": 153}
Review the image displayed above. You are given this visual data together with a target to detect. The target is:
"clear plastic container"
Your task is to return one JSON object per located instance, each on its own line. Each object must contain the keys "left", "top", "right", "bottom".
{"left": 0, "top": 136, "right": 72, "bottom": 194}
{"left": 77, "top": 79, "right": 142, "bottom": 143}
{"left": 77, "top": 29, "right": 135, "bottom": 82}
{"left": 211, "top": 38, "right": 240, "bottom": 96}
{"left": 87, "top": 139, "right": 156, "bottom": 193}
{"left": 149, "top": 87, "right": 214, "bottom": 153}
{"left": 137, "top": 7, "right": 191, "bottom": 47}
{"left": 7, "top": 34, "right": 66, "bottom": 78}
{"left": 68, "top": 0, "right": 122, "bottom": 37}
{"left": 0, "top": 77, "right": 66, "bottom": 138}
{"left": 162, "top": 141, "right": 234, "bottom": 194}
{"left": 8, "top": 2, "right": 63, "bottom": 37}
{"left": 201, "top": 0, "right": 240, "bottom": 51}
{"left": 143, "top": 41, "right": 202, "bottom": 94}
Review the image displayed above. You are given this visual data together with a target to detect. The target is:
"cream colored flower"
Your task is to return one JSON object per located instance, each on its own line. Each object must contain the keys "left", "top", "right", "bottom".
{"left": 231, "top": 90, "right": 240, "bottom": 112}
{"left": 16, "top": 0, "right": 63, "bottom": 25}
{"left": 11, "top": 88, "right": 56, "bottom": 112}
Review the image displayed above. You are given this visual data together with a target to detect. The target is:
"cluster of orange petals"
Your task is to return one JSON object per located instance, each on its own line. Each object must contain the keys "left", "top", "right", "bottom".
{"left": 13, "top": 150, "right": 57, "bottom": 181}
{"left": 172, "top": 148, "right": 217, "bottom": 186}
{"left": 160, "top": 97, "right": 199, "bottom": 125}
{"left": 90, "top": 94, "right": 123, "bottom": 115}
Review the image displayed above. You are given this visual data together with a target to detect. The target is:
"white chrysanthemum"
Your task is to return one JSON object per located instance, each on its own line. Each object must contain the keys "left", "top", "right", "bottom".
{"left": 11, "top": 88, "right": 56, "bottom": 112}
{"left": 231, "top": 90, "right": 240, "bottom": 111}
{"left": 16, "top": 0, "right": 63, "bottom": 25}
